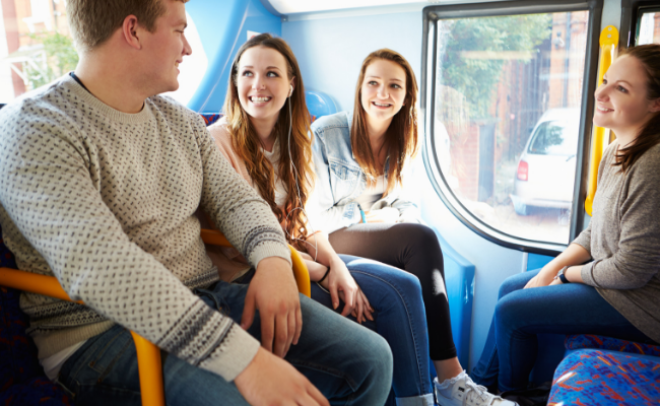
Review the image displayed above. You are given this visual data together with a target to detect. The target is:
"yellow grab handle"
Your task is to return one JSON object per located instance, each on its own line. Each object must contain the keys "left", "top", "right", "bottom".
{"left": 131, "top": 331, "right": 165, "bottom": 406}
{"left": 0, "top": 267, "right": 81, "bottom": 304}
{"left": 585, "top": 25, "right": 619, "bottom": 216}
{"left": 200, "top": 228, "right": 232, "bottom": 246}
{"left": 201, "top": 229, "right": 311, "bottom": 297}
{"left": 289, "top": 246, "right": 311, "bottom": 297}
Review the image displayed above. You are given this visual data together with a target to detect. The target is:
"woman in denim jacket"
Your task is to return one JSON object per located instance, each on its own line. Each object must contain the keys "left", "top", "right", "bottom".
{"left": 204, "top": 34, "right": 437, "bottom": 406}
{"left": 309, "top": 49, "right": 513, "bottom": 406}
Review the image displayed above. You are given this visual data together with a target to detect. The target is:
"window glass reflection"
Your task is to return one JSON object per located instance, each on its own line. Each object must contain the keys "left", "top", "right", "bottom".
{"left": 638, "top": 10, "right": 660, "bottom": 45}
{"left": 434, "top": 11, "right": 589, "bottom": 244}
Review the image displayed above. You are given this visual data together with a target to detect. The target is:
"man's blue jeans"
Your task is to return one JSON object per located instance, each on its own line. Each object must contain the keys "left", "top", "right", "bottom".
{"left": 471, "top": 269, "right": 654, "bottom": 392}
{"left": 311, "top": 255, "right": 434, "bottom": 406}
{"left": 56, "top": 278, "right": 393, "bottom": 405}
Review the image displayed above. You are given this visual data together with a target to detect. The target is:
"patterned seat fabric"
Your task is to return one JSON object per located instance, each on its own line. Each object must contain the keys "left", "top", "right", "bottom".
{"left": 565, "top": 334, "right": 660, "bottom": 357}
{"left": 548, "top": 349, "right": 660, "bottom": 406}
{"left": 200, "top": 113, "right": 223, "bottom": 126}
{"left": 0, "top": 226, "right": 74, "bottom": 405}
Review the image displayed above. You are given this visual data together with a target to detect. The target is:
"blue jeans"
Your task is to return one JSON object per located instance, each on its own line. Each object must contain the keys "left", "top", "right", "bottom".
{"left": 56, "top": 278, "right": 393, "bottom": 406}
{"left": 471, "top": 269, "right": 654, "bottom": 392}
{"left": 311, "top": 255, "right": 434, "bottom": 406}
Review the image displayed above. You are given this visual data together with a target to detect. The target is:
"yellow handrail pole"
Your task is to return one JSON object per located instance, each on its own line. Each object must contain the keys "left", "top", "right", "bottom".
{"left": 201, "top": 229, "right": 312, "bottom": 298}
{"left": 131, "top": 331, "right": 165, "bottom": 406}
{"left": 1, "top": 228, "right": 311, "bottom": 406}
{"left": 585, "top": 25, "right": 619, "bottom": 216}
{"left": 289, "top": 246, "right": 311, "bottom": 297}
{"left": 200, "top": 228, "right": 232, "bottom": 246}
{"left": 0, "top": 267, "right": 165, "bottom": 406}
{"left": 0, "top": 267, "right": 81, "bottom": 304}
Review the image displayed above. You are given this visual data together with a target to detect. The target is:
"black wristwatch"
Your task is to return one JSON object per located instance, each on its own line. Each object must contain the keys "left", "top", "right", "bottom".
{"left": 557, "top": 266, "right": 570, "bottom": 284}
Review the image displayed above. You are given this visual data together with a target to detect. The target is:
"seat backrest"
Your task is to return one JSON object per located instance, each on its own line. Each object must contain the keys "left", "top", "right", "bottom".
{"left": 0, "top": 225, "right": 73, "bottom": 405}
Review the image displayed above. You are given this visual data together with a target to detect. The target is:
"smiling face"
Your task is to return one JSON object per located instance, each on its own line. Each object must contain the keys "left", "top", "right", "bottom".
{"left": 236, "top": 46, "right": 294, "bottom": 131}
{"left": 360, "top": 58, "right": 407, "bottom": 128}
{"left": 140, "top": 0, "right": 192, "bottom": 95}
{"left": 594, "top": 55, "right": 660, "bottom": 140}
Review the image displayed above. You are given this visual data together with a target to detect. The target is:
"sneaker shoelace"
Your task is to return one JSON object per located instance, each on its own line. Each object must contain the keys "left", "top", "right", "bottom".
{"left": 462, "top": 378, "right": 494, "bottom": 406}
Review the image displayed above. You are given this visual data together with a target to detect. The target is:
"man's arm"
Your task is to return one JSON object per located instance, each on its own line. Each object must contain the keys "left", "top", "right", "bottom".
{"left": 192, "top": 114, "right": 301, "bottom": 357}
{"left": 0, "top": 105, "right": 259, "bottom": 382}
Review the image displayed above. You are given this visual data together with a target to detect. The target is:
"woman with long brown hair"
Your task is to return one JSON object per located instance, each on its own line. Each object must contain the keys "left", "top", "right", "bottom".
{"left": 205, "top": 33, "right": 436, "bottom": 406}
{"left": 309, "top": 49, "right": 512, "bottom": 406}
{"left": 470, "top": 44, "right": 660, "bottom": 395}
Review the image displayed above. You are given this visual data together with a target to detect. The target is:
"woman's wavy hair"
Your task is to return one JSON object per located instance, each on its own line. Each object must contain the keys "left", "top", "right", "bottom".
{"left": 351, "top": 49, "right": 419, "bottom": 194}
{"left": 223, "top": 33, "right": 313, "bottom": 249}
{"left": 614, "top": 44, "right": 660, "bottom": 171}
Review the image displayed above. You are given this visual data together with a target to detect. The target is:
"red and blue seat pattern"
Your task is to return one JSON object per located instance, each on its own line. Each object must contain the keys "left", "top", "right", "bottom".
{"left": 548, "top": 335, "right": 660, "bottom": 405}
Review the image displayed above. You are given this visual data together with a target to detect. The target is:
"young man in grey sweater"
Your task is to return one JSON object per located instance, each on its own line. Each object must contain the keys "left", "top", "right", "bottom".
{"left": 0, "top": 0, "right": 393, "bottom": 405}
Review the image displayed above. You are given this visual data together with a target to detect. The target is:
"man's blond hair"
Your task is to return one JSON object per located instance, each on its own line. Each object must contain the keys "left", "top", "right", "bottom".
{"left": 66, "top": 0, "right": 189, "bottom": 52}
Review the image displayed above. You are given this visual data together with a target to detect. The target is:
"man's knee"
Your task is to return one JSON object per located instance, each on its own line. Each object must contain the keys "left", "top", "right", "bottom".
{"left": 348, "top": 327, "right": 394, "bottom": 392}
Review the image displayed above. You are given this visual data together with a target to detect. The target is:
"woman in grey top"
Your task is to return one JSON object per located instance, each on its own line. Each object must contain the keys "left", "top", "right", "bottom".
{"left": 471, "top": 44, "right": 660, "bottom": 393}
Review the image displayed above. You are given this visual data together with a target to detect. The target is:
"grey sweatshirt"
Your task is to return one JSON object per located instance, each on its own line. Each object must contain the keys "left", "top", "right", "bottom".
{"left": 573, "top": 139, "right": 660, "bottom": 344}
{"left": 0, "top": 76, "right": 291, "bottom": 381}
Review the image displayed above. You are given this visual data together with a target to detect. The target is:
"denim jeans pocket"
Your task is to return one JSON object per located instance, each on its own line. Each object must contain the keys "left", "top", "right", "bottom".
{"left": 64, "top": 326, "right": 129, "bottom": 377}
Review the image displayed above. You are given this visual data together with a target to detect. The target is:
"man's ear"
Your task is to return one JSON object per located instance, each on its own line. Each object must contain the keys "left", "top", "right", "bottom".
{"left": 122, "top": 15, "right": 142, "bottom": 50}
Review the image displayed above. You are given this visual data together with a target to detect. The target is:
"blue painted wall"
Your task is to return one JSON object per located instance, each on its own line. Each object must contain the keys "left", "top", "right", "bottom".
{"left": 186, "top": 0, "right": 282, "bottom": 113}
{"left": 527, "top": 252, "right": 554, "bottom": 271}
{"left": 282, "top": 9, "right": 423, "bottom": 112}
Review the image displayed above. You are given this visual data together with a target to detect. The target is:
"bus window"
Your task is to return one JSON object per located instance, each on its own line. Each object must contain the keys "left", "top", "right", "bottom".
{"left": 637, "top": 8, "right": 660, "bottom": 44}
{"left": 0, "top": 2, "right": 205, "bottom": 106}
{"left": 0, "top": 0, "right": 74, "bottom": 104}
{"left": 423, "top": 1, "right": 601, "bottom": 251}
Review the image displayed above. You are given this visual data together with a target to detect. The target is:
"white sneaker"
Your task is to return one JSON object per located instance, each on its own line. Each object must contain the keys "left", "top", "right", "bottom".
{"left": 434, "top": 371, "right": 518, "bottom": 406}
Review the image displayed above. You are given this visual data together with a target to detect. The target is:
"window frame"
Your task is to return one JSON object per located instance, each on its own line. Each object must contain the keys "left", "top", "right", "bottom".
{"left": 421, "top": 0, "right": 603, "bottom": 255}
{"left": 621, "top": 0, "right": 660, "bottom": 46}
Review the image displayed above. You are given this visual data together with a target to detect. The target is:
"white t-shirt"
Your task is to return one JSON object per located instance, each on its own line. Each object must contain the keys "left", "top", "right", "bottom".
{"left": 354, "top": 175, "right": 387, "bottom": 209}
{"left": 263, "top": 142, "right": 288, "bottom": 207}
{"left": 41, "top": 340, "right": 86, "bottom": 380}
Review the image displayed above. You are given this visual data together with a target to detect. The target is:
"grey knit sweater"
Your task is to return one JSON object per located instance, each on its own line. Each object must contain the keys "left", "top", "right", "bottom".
{"left": 0, "top": 76, "right": 291, "bottom": 381}
{"left": 574, "top": 140, "right": 660, "bottom": 344}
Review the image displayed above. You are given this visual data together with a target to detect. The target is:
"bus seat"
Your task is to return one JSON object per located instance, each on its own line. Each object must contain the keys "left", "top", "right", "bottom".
{"left": 201, "top": 113, "right": 223, "bottom": 126}
{"left": 548, "top": 335, "right": 660, "bottom": 405}
{"left": 305, "top": 90, "right": 338, "bottom": 123}
{"left": 0, "top": 225, "right": 310, "bottom": 406}
{"left": 0, "top": 233, "right": 73, "bottom": 405}
{"left": 431, "top": 227, "right": 474, "bottom": 370}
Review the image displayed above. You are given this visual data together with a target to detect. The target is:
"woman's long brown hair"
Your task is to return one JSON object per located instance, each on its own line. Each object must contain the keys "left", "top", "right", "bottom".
{"left": 223, "top": 34, "right": 313, "bottom": 249}
{"left": 614, "top": 44, "right": 660, "bottom": 172}
{"left": 351, "top": 49, "right": 419, "bottom": 194}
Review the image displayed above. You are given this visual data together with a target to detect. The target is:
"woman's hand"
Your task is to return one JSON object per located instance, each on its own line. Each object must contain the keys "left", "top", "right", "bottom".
{"left": 524, "top": 264, "right": 560, "bottom": 289}
{"left": 351, "top": 287, "right": 374, "bottom": 324}
{"left": 365, "top": 207, "right": 400, "bottom": 223}
{"left": 320, "top": 259, "right": 374, "bottom": 322}
{"left": 548, "top": 278, "right": 563, "bottom": 286}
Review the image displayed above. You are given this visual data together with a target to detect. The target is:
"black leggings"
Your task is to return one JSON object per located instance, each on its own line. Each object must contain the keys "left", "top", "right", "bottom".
{"left": 329, "top": 222, "right": 457, "bottom": 361}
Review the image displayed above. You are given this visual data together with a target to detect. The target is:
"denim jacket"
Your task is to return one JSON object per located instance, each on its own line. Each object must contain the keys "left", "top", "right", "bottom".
{"left": 308, "top": 111, "right": 420, "bottom": 234}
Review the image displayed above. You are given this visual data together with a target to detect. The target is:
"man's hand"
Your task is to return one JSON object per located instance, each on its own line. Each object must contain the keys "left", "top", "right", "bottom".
{"left": 235, "top": 347, "right": 329, "bottom": 406}
{"left": 241, "top": 257, "right": 302, "bottom": 358}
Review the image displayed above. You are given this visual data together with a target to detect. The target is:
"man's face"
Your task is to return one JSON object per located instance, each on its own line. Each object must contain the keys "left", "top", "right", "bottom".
{"left": 140, "top": 0, "right": 192, "bottom": 95}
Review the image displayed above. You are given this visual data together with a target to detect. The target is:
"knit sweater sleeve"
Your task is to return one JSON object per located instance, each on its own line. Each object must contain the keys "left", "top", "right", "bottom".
{"left": 580, "top": 144, "right": 660, "bottom": 289}
{"left": 192, "top": 114, "right": 290, "bottom": 266}
{"left": 0, "top": 101, "right": 261, "bottom": 382}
